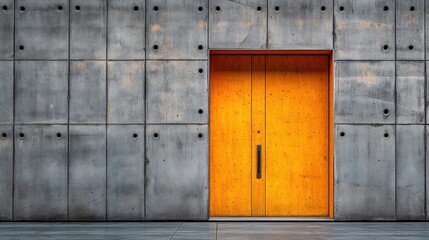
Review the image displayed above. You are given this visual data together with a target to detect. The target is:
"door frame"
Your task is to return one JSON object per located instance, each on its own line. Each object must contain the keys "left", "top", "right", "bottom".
{"left": 208, "top": 50, "right": 335, "bottom": 219}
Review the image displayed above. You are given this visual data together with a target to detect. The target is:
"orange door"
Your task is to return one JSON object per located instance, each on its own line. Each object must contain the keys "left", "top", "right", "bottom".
{"left": 210, "top": 54, "right": 329, "bottom": 217}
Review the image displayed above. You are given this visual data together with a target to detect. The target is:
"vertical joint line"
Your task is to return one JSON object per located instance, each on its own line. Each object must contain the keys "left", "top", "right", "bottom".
{"left": 67, "top": 0, "right": 71, "bottom": 221}
{"left": 105, "top": 0, "right": 109, "bottom": 221}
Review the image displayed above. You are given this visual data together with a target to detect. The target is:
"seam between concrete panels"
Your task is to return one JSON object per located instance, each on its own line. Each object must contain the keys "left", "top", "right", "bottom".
{"left": 105, "top": 0, "right": 108, "bottom": 221}
{"left": 12, "top": 0, "right": 16, "bottom": 221}
{"left": 394, "top": 0, "right": 397, "bottom": 220}
{"left": 67, "top": 0, "right": 71, "bottom": 221}
{"left": 144, "top": 0, "right": 148, "bottom": 221}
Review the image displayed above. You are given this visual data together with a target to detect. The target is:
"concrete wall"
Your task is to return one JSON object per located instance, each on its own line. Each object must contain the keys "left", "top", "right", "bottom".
{"left": 0, "top": 0, "right": 427, "bottom": 221}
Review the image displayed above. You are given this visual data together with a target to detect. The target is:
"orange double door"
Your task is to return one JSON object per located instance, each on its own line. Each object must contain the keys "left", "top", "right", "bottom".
{"left": 210, "top": 54, "right": 330, "bottom": 217}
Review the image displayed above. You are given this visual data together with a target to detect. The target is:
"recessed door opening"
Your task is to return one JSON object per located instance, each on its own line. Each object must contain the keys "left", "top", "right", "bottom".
{"left": 209, "top": 51, "right": 334, "bottom": 218}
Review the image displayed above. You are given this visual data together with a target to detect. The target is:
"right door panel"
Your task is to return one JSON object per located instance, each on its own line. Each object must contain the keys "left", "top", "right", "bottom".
{"left": 265, "top": 55, "right": 329, "bottom": 216}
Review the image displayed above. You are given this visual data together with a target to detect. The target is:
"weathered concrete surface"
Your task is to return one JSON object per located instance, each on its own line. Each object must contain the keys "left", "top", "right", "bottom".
{"left": 15, "top": 0, "right": 69, "bottom": 59}
{"left": 146, "top": 0, "right": 208, "bottom": 59}
{"left": 335, "top": 125, "right": 395, "bottom": 220}
{"left": 15, "top": 61, "right": 68, "bottom": 124}
{"left": 268, "top": 0, "right": 333, "bottom": 49}
{"left": 146, "top": 61, "right": 208, "bottom": 124}
{"left": 427, "top": 126, "right": 429, "bottom": 219}
{"left": 107, "top": 61, "right": 145, "bottom": 124}
{"left": 396, "top": 125, "right": 425, "bottom": 220}
{"left": 209, "top": 0, "right": 267, "bottom": 49}
{"left": 70, "top": 0, "right": 106, "bottom": 59}
{"left": 14, "top": 125, "right": 68, "bottom": 220}
{"left": 0, "top": 0, "right": 13, "bottom": 59}
{"left": 108, "top": 0, "right": 145, "bottom": 59}
{"left": 334, "top": 0, "right": 395, "bottom": 60}
{"left": 107, "top": 125, "right": 145, "bottom": 220}
{"left": 146, "top": 125, "right": 208, "bottom": 220}
{"left": 396, "top": 61, "right": 425, "bottom": 124}
{"left": 0, "top": 124, "right": 13, "bottom": 220}
{"left": 70, "top": 61, "right": 106, "bottom": 124}
{"left": 396, "top": 0, "right": 424, "bottom": 60}
{"left": 0, "top": 61, "right": 13, "bottom": 123}
{"left": 335, "top": 61, "right": 395, "bottom": 124}
{"left": 69, "top": 125, "right": 106, "bottom": 221}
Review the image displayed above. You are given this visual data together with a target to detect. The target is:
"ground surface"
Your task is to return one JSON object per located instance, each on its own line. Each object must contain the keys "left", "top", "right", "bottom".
{"left": 0, "top": 222, "right": 428, "bottom": 239}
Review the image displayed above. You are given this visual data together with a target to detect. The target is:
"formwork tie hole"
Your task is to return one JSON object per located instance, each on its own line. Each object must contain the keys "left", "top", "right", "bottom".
{"left": 215, "top": 6, "right": 220, "bottom": 12}
{"left": 1, "top": 133, "right": 6, "bottom": 138}
{"left": 132, "top": 133, "right": 138, "bottom": 139}
{"left": 383, "top": 109, "right": 389, "bottom": 116}
{"left": 153, "top": 45, "right": 159, "bottom": 51}
{"left": 153, "top": 133, "right": 159, "bottom": 139}
{"left": 410, "top": 6, "right": 415, "bottom": 11}
{"left": 57, "top": 5, "right": 63, "bottom": 11}
{"left": 321, "top": 6, "right": 326, "bottom": 12}
{"left": 383, "top": 6, "right": 389, "bottom": 12}
{"left": 75, "top": 5, "right": 80, "bottom": 11}
{"left": 56, "top": 133, "right": 62, "bottom": 139}
{"left": 408, "top": 45, "right": 414, "bottom": 51}
{"left": 198, "top": 133, "right": 204, "bottom": 139}
{"left": 19, "top": 133, "right": 24, "bottom": 139}
{"left": 257, "top": 6, "right": 262, "bottom": 11}
{"left": 2, "top": 5, "right": 7, "bottom": 11}
{"left": 384, "top": 133, "right": 389, "bottom": 138}
{"left": 382, "top": 45, "right": 389, "bottom": 51}
{"left": 19, "top": 45, "right": 24, "bottom": 50}
{"left": 198, "top": 45, "right": 204, "bottom": 51}
{"left": 340, "top": 132, "right": 345, "bottom": 137}
{"left": 198, "top": 6, "right": 203, "bottom": 12}
{"left": 20, "top": 6, "right": 25, "bottom": 12}
{"left": 133, "top": 6, "right": 139, "bottom": 11}
{"left": 153, "top": 6, "right": 159, "bottom": 11}
{"left": 198, "top": 109, "right": 204, "bottom": 114}
{"left": 274, "top": 6, "right": 280, "bottom": 12}
{"left": 339, "top": 6, "right": 344, "bottom": 11}
{"left": 198, "top": 68, "right": 204, "bottom": 73}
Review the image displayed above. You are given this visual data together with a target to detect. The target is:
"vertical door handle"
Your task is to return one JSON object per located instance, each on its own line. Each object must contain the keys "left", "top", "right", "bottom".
{"left": 257, "top": 145, "right": 261, "bottom": 179}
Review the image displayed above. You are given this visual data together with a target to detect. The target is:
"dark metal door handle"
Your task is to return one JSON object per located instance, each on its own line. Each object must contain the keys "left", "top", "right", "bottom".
{"left": 257, "top": 145, "right": 261, "bottom": 179}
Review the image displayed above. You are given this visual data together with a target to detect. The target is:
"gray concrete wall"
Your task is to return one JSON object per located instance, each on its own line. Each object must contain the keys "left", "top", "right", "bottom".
{"left": 0, "top": 0, "right": 427, "bottom": 221}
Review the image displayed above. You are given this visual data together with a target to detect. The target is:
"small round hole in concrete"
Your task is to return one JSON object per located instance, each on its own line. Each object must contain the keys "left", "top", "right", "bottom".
{"left": 382, "top": 44, "right": 389, "bottom": 51}
{"left": 215, "top": 6, "right": 220, "bottom": 12}
{"left": 274, "top": 6, "right": 280, "bottom": 12}
{"left": 383, "top": 6, "right": 389, "bottom": 12}
{"left": 410, "top": 6, "right": 415, "bottom": 11}
{"left": 153, "top": 44, "right": 159, "bottom": 51}
{"left": 339, "top": 6, "right": 344, "bottom": 11}
{"left": 19, "top": 45, "right": 24, "bottom": 50}
{"left": 198, "top": 6, "right": 203, "bottom": 12}
{"left": 2, "top": 133, "right": 7, "bottom": 138}
{"left": 20, "top": 6, "right": 25, "bottom": 12}
{"left": 198, "top": 45, "right": 204, "bottom": 51}
{"left": 132, "top": 133, "right": 138, "bottom": 139}
{"left": 340, "top": 132, "right": 345, "bottom": 137}
{"left": 153, "top": 6, "right": 159, "bottom": 11}
{"left": 19, "top": 133, "right": 24, "bottom": 139}
{"left": 383, "top": 109, "right": 389, "bottom": 116}
{"left": 2, "top": 5, "right": 8, "bottom": 11}
{"left": 257, "top": 6, "right": 262, "bottom": 11}
{"left": 321, "top": 6, "right": 326, "bottom": 12}
{"left": 198, "top": 109, "right": 204, "bottom": 114}
{"left": 153, "top": 133, "right": 159, "bottom": 139}
{"left": 384, "top": 133, "right": 389, "bottom": 138}
{"left": 56, "top": 133, "right": 62, "bottom": 139}
{"left": 75, "top": 5, "right": 80, "bottom": 11}
{"left": 198, "top": 68, "right": 203, "bottom": 73}
{"left": 57, "top": 5, "right": 63, "bottom": 11}
{"left": 408, "top": 45, "right": 414, "bottom": 51}
{"left": 133, "top": 6, "right": 139, "bottom": 11}
{"left": 198, "top": 133, "right": 204, "bottom": 139}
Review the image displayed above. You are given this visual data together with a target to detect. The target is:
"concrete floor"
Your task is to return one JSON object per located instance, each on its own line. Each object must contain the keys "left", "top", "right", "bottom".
{"left": 0, "top": 222, "right": 428, "bottom": 240}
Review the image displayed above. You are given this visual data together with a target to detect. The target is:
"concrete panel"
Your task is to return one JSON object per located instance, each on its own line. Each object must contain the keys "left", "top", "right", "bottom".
{"left": 0, "top": 61, "right": 13, "bottom": 123}
{"left": 0, "top": 125, "right": 12, "bottom": 220}
{"left": 0, "top": 0, "right": 13, "bottom": 59}
{"left": 70, "top": 0, "right": 106, "bottom": 59}
{"left": 69, "top": 125, "right": 106, "bottom": 221}
{"left": 335, "top": 125, "right": 395, "bottom": 220}
{"left": 70, "top": 61, "right": 106, "bottom": 124}
{"left": 209, "top": 0, "right": 267, "bottom": 49}
{"left": 427, "top": 126, "right": 429, "bottom": 220}
{"left": 268, "top": 0, "right": 333, "bottom": 49}
{"left": 396, "top": 61, "right": 425, "bottom": 124}
{"left": 146, "top": 0, "right": 208, "bottom": 59}
{"left": 107, "top": 61, "right": 145, "bottom": 124}
{"left": 396, "top": 125, "right": 425, "bottom": 220}
{"left": 107, "top": 125, "right": 145, "bottom": 220}
{"left": 15, "top": 61, "right": 68, "bottom": 124}
{"left": 334, "top": 0, "right": 395, "bottom": 60}
{"left": 15, "top": 0, "right": 68, "bottom": 59}
{"left": 146, "top": 125, "right": 208, "bottom": 220}
{"left": 146, "top": 61, "right": 208, "bottom": 124}
{"left": 335, "top": 61, "right": 395, "bottom": 124}
{"left": 396, "top": 0, "right": 424, "bottom": 60}
{"left": 108, "top": 0, "right": 145, "bottom": 59}
{"left": 14, "top": 125, "right": 68, "bottom": 220}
